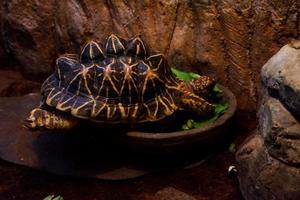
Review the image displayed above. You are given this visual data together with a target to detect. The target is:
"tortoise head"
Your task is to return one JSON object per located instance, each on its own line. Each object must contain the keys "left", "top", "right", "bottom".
{"left": 188, "top": 76, "right": 215, "bottom": 97}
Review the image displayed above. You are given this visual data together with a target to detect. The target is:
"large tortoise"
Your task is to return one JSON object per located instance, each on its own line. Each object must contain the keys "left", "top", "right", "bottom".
{"left": 24, "top": 34, "right": 215, "bottom": 130}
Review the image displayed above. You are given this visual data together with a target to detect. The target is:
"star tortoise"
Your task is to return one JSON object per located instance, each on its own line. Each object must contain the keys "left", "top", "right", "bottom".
{"left": 24, "top": 34, "right": 216, "bottom": 130}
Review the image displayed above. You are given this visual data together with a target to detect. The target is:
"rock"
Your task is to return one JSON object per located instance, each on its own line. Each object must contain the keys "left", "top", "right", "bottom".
{"left": 144, "top": 187, "right": 197, "bottom": 200}
{"left": 0, "top": 44, "right": 6, "bottom": 66}
{"left": 0, "top": 5, "right": 5, "bottom": 65}
{"left": 236, "top": 133, "right": 300, "bottom": 200}
{"left": 0, "top": 70, "right": 40, "bottom": 96}
{"left": 1, "top": 0, "right": 299, "bottom": 112}
{"left": 258, "top": 91, "right": 300, "bottom": 166}
{"left": 261, "top": 40, "right": 300, "bottom": 115}
{"left": 238, "top": 40, "right": 300, "bottom": 200}
{"left": 1, "top": 0, "right": 56, "bottom": 78}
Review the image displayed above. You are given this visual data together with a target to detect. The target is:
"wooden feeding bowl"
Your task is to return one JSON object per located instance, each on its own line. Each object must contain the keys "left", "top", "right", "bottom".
{"left": 119, "top": 85, "right": 237, "bottom": 155}
{"left": 0, "top": 85, "right": 236, "bottom": 180}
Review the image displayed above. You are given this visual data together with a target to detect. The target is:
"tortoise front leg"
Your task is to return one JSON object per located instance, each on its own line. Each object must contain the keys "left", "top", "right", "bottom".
{"left": 180, "top": 92, "right": 214, "bottom": 117}
{"left": 175, "top": 79, "right": 215, "bottom": 116}
{"left": 24, "top": 108, "right": 78, "bottom": 130}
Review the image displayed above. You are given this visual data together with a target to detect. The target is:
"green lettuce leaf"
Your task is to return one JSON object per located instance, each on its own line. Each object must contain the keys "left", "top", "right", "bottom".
{"left": 228, "top": 143, "right": 236, "bottom": 154}
{"left": 181, "top": 102, "right": 229, "bottom": 130}
{"left": 171, "top": 68, "right": 200, "bottom": 81}
{"left": 213, "top": 85, "right": 222, "bottom": 94}
{"left": 43, "top": 195, "right": 64, "bottom": 200}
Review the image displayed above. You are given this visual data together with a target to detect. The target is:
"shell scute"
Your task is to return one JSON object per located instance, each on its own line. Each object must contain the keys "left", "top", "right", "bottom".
{"left": 126, "top": 36, "right": 147, "bottom": 58}
{"left": 105, "top": 34, "right": 126, "bottom": 55}
{"left": 80, "top": 41, "right": 105, "bottom": 65}
{"left": 42, "top": 35, "right": 178, "bottom": 122}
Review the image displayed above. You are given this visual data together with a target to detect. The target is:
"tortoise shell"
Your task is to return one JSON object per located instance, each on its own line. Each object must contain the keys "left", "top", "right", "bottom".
{"left": 41, "top": 35, "right": 179, "bottom": 123}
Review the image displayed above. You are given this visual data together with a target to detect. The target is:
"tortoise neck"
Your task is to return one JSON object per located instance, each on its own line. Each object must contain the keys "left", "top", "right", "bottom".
{"left": 178, "top": 80, "right": 194, "bottom": 94}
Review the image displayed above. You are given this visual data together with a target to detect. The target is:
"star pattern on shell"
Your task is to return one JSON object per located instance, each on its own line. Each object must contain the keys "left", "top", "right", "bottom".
{"left": 41, "top": 34, "right": 180, "bottom": 123}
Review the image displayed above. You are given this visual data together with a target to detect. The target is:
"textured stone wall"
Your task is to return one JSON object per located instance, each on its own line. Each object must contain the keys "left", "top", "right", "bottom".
{"left": 237, "top": 41, "right": 300, "bottom": 200}
{"left": 0, "top": 0, "right": 299, "bottom": 111}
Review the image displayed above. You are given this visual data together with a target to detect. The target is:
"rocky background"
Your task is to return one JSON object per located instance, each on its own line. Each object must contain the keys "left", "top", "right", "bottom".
{"left": 236, "top": 41, "right": 300, "bottom": 200}
{"left": 0, "top": 0, "right": 299, "bottom": 113}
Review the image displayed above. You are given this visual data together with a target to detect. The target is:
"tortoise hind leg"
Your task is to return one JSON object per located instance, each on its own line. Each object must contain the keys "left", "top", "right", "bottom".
{"left": 24, "top": 108, "right": 77, "bottom": 130}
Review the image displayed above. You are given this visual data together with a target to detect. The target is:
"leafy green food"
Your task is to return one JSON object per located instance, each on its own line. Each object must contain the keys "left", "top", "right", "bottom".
{"left": 182, "top": 124, "right": 190, "bottom": 130}
{"left": 213, "top": 85, "right": 222, "bottom": 94}
{"left": 229, "top": 143, "right": 236, "bottom": 154}
{"left": 171, "top": 68, "right": 200, "bottom": 81}
{"left": 43, "top": 195, "right": 64, "bottom": 200}
{"left": 215, "top": 102, "right": 229, "bottom": 115}
{"left": 181, "top": 102, "right": 229, "bottom": 130}
{"left": 43, "top": 196, "right": 52, "bottom": 200}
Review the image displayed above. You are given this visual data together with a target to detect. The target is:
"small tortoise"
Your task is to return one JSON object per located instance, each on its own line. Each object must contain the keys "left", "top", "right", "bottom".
{"left": 25, "top": 34, "right": 215, "bottom": 130}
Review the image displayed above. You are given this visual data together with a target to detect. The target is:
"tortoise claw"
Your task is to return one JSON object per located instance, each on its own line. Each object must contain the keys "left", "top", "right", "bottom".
{"left": 22, "top": 118, "right": 38, "bottom": 130}
{"left": 23, "top": 108, "right": 46, "bottom": 130}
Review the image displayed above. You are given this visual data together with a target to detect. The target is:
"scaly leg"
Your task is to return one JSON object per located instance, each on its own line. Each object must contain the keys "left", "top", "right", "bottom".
{"left": 176, "top": 80, "right": 214, "bottom": 116}
{"left": 180, "top": 92, "right": 214, "bottom": 116}
{"left": 24, "top": 108, "right": 77, "bottom": 130}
